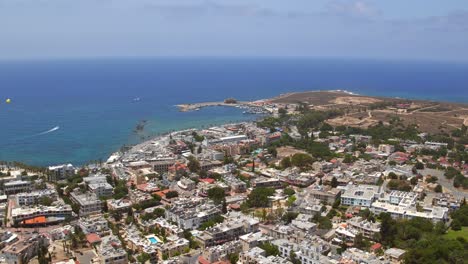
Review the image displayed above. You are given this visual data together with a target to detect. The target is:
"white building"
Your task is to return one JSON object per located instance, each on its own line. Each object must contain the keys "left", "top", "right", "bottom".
{"left": 165, "top": 199, "right": 221, "bottom": 230}
{"left": 88, "top": 183, "right": 114, "bottom": 197}
{"left": 386, "top": 191, "right": 418, "bottom": 207}
{"left": 48, "top": 164, "right": 75, "bottom": 181}
{"left": 83, "top": 174, "right": 108, "bottom": 184}
{"left": 424, "top": 141, "right": 448, "bottom": 150}
{"left": 107, "top": 198, "right": 132, "bottom": 212}
{"left": 4, "top": 180, "right": 31, "bottom": 195}
{"left": 272, "top": 239, "right": 332, "bottom": 264}
{"left": 97, "top": 235, "right": 128, "bottom": 264}
{"left": 341, "top": 184, "right": 382, "bottom": 207}
{"left": 240, "top": 247, "right": 292, "bottom": 264}
{"left": 291, "top": 214, "right": 317, "bottom": 233}
{"left": 239, "top": 232, "right": 269, "bottom": 251}
{"left": 11, "top": 204, "right": 72, "bottom": 226}
{"left": 201, "top": 240, "right": 242, "bottom": 263}
{"left": 70, "top": 191, "right": 103, "bottom": 216}
{"left": 371, "top": 201, "right": 448, "bottom": 222}
{"left": 78, "top": 215, "right": 109, "bottom": 235}
{"left": 196, "top": 212, "right": 260, "bottom": 248}
{"left": 347, "top": 216, "right": 381, "bottom": 239}
{"left": 15, "top": 189, "right": 57, "bottom": 206}
{"left": 1, "top": 236, "right": 46, "bottom": 264}
{"left": 378, "top": 144, "right": 395, "bottom": 155}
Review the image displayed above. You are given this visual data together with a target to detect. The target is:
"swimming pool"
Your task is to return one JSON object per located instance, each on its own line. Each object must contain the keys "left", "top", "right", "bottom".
{"left": 148, "top": 237, "right": 158, "bottom": 244}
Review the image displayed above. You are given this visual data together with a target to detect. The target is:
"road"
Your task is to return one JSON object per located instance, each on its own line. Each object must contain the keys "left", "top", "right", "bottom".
{"left": 419, "top": 168, "right": 468, "bottom": 201}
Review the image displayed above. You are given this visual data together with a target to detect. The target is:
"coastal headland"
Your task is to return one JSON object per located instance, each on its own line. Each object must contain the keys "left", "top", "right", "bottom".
{"left": 178, "top": 90, "right": 468, "bottom": 135}
{"left": 176, "top": 99, "right": 272, "bottom": 114}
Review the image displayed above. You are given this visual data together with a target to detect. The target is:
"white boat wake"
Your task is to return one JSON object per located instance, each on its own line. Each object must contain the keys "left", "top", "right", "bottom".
{"left": 36, "top": 126, "right": 60, "bottom": 136}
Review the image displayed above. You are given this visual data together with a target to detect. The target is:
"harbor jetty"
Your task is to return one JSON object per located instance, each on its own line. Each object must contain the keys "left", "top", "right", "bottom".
{"left": 176, "top": 101, "right": 249, "bottom": 112}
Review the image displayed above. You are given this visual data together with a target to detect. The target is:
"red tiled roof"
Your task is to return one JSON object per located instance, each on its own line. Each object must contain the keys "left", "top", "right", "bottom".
{"left": 198, "top": 256, "right": 210, "bottom": 264}
{"left": 153, "top": 189, "right": 172, "bottom": 197}
{"left": 169, "top": 162, "right": 188, "bottom": 171}
{"left": 371, "top": 243, "right": 382, "bottom": 251}
{"left": 229, "top": 204, "right": 241, "bottom": 210}
{"left": 86, "top": 233, "right": 101, "bottom": 244}
{"left": 200, "top": 178, "right": 215, "bottom": 184}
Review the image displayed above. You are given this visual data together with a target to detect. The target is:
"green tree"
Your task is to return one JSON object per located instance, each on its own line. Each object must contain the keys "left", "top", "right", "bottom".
{"left": 207, "top": 187, "right": 226, "bottom": 204}
{"left": 286, "top": 195, "right": 296, "bottom": 207}
{"left": 280, "top": 157, "right": 292, "bottom": 169}
{"left": 388, "top": 172, "right": 398, "bottom": 179}
{"left": 290, "top": 153, "right": 315, "bottom": 168}
{"left": 137, "top": 253, "right": 150, "bottom": 264}
{"left": 282, "top": 212, "right": 299, "bottom": 224}
{"left": 415, "top": 162, "right": 424, "bottom": 170}
{"left": 380, "top": 213, "right": 397, "bottom": 246}
{"left": 258, "top": 242, "right": 280, "bottom": 257}
{"left": 278, "top": 108, "right": 287, "bottom": 117}
{"left": 38, "top": 196, "right": 53, "bottom": 206}
{"left": 289, "top": 251, "right": 301, "bottom": 264}
{"left": 165, "top": 191, "right": 179, "bottom": 199}
{"left": 228, "top": 253, "right": 239, "bottom": 264}
{"left": 354, "top": 233, "right": 366, "bottom": 249}
{"left": 283, "top": 188, "right": 295, "bottom": 196}
{"left": 343, "top": 154, "right": 355, "bottom": 164}
{"left": 187, "top": 156, "right": 201, "bottom": 172}
{"left": 451, "top": 219, "right": 462, "bottom": 231}
{"left": 434, "top": 221, "right": 447, "bottom": 235}
{"left": 318, "top": 216, "right": 332, "bottom": 229}
{"left": 246, "top": 187, "right": 275, "bottom": 208}
{"left": 331, "top": 177, "right": 338, "bottom": 188}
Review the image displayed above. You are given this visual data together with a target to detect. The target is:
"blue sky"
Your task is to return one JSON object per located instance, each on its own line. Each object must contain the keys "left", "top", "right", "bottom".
{"left": 1, "top": 0, "right": 468, "bottom": 61}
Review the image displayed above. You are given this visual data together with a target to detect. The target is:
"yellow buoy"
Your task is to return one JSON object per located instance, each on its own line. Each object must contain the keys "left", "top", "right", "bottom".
{"left": 6, "top": 98, "right": 11, "bottom": 104}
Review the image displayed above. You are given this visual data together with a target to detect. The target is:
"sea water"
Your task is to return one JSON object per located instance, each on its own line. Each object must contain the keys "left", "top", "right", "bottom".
{"left": 0, "top": 57, "right": 467, "bottom": 166}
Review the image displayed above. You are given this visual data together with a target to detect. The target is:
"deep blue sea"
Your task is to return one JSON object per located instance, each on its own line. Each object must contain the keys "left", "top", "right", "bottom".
{"left": 0, "top": 58, "right": 467, "bottom": 166}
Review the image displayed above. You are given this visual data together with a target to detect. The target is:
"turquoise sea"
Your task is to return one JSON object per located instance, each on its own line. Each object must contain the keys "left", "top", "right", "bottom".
{"left": 0, "top": 58, "right": 467, "bottom": 166}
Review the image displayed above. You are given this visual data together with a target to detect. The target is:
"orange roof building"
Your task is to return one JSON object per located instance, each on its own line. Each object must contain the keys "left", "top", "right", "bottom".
{"left": 23, "top": 216, "right": 46, "bottom": 225}
{"left": 86, "top": 233, "right": 102, "bottom": 244}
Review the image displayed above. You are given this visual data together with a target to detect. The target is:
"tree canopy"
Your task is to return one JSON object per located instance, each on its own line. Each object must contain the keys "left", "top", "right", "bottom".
{"left": 245, "top": 187, "right": 275, "bottom": 208}
{"left": 207, "top": 187, "right": 226, "bottom": 205}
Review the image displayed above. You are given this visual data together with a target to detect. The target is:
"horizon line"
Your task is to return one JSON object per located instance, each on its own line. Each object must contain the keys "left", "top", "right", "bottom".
{"left": 1, "top": 55, "right": 468, "bottom": 65}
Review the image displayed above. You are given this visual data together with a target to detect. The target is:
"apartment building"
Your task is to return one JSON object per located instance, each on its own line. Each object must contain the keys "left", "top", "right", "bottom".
{"left": 70, "top": 191, "right": 103, "bottom": 216}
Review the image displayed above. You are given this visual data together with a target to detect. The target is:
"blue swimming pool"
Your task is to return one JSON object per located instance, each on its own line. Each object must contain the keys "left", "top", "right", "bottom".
{"left": 148, "top": 237, "right": 158, "bottom": 244}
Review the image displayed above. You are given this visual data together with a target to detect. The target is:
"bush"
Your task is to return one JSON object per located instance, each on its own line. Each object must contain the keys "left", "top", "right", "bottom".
{"left": 415, "top": 162, "right": 425, "bottom": 170}
{"left": 388, "top": 172, "right": 398, "bottom": 179}
{"left": 290, "top": 153, "right": 315, "bottom": 168}
{"left": 165, "top": 191, "right": 179, "bottom": 199}
{"left": 283, "top": 188, "right": 295, "bottom": 196}
{"left": 258, "top": 242, "right": 280, "bottom": 257}
{"left": 388, "top": 179, "right": 412, "bottom": 192}
{"left": 451, "top": 219, "right": 462, "bottom": 231}
{"left": 282, "top": 212, "right": 299, "bottom": 224}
